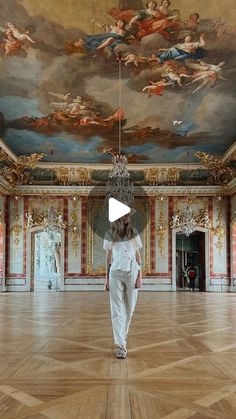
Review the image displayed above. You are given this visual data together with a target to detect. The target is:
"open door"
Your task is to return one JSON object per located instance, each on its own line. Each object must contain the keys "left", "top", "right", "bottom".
{"left": 176, "top": 231, "right": 206, "bottom": 291}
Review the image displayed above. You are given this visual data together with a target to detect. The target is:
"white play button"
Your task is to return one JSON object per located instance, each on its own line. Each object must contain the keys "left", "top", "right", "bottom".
{"left": 108, "top": 198, "right": 130, "bottom": 222}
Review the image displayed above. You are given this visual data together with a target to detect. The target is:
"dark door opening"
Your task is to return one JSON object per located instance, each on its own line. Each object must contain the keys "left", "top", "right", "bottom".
{"left": 176, "top": 231, "right": 206, "bottom": 291}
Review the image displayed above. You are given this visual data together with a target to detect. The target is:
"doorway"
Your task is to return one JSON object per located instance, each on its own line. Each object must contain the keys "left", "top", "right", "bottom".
{"left": 33, "top": 231, "right": 62, "bottom": 291}
{"left": 176, "top": 231, "right": 206, "bottom": 291}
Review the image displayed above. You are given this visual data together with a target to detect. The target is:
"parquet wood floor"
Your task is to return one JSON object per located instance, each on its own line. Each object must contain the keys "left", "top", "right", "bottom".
{"left": 0, "top": 292, "right": 236, "bottom": 419}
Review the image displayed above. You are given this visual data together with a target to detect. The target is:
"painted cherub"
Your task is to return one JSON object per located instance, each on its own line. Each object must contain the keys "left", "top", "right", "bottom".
{"left": 142, "top": 78, "right": 174, "bottom": 97}
{"left": 180, "top": 13, "right": 200, "bottom": 32}
{"left": 163, "top": 64, "right": 191, "bottom": 86}
{"left": 2, "top": 32, "right": 21, "bottom": 57}
{"left": 6, "top": 23, "right": 36, "bottom": 46}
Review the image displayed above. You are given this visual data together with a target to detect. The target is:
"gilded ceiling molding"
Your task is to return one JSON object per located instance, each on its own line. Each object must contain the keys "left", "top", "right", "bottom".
{"left": 194, "top": 151, "right": 235, "bottom": 185}
{"left": 144, "top": 167, "right": 181, "bottom": 186}
{"left": 0, "top": 150, "right": 45, "bottom": 187}
{"left": 54, "top": 167, "right": 93, "bottom": 186}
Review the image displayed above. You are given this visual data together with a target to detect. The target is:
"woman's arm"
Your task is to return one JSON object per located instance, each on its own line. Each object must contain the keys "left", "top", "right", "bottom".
{"left": 135, "top": 249, "right": 141, "bottom": 265}
{"left": 105, "top": 249, "right": 112, "bottom": 291}
{"left": 135, "top": 249, "right": 142, "bottom": 288}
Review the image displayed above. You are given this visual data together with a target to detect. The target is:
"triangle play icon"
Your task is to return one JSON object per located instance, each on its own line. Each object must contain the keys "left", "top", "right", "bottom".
{"left": 108, "top": 198, "right": 130, "bottom": 222}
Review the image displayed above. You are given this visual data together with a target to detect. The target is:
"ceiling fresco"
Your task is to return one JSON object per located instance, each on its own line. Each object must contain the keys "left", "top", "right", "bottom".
{"left": 0, "top": 0, "right": 236, "bottom": 164}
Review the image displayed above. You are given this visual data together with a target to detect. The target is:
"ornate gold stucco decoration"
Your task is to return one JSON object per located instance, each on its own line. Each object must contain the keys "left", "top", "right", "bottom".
{"left": 213, "top": 196, "right": 225, "bottom": 253}
{"left": 0, "top": 150, "right": 45, "bottom": 186}
{"left": 55, "top": 167, "right": 92, "bottom": 185}
{"left": 26, "top": 198, "right": 65, "bottom": 231}
{"left": 144, "top": 167, "right": 180, "bottom": 185}
{"left": 194, "top": 151, "right": 234, "bottom": 185}
{"left": 156, "top": 195, "right": 168, "bottom": 256}
{"left": 68, "top": 196, "right": 80, "bottom": 256}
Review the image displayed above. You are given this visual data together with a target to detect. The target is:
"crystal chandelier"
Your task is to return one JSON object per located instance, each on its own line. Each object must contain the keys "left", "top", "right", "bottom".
{"left": 106, "top": 55, "right": 134, "bottom": 205}
{"left": 172, "top": 204, "right": 211, "bottom": 236}
{"left": 106, "top": 153, "right": 133, "bottom": 204}
{"left": 172, "top": 205, "right": 197, "bottom": 237}
{"left": 171, "top": 152, "right": 211, "bottom": 236}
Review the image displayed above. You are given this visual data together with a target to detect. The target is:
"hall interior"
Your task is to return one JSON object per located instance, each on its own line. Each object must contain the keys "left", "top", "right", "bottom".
{"left": 1, "top": 0, "right": 236, "bottom": 417}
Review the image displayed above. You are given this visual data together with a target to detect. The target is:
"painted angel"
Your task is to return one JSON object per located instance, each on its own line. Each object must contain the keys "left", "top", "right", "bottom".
{"left": 186, "top": 61, "right": 227, "bottom": 93}
{"left": 142, "top": 78, "right": 174, "bottom": 97}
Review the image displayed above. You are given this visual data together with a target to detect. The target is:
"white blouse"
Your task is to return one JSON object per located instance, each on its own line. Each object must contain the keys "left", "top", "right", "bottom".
{"left": 103, "top": 234, "right": 142, "bottom": 272}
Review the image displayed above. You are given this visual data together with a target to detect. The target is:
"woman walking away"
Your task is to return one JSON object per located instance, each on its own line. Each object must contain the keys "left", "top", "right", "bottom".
{"left": 103, "top": 213, "right": 142, "bottom": 359}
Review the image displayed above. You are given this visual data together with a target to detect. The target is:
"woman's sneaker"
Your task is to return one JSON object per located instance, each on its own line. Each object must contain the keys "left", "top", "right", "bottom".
{"left": 116, "top": 346, "right": 127, "bottom": 359}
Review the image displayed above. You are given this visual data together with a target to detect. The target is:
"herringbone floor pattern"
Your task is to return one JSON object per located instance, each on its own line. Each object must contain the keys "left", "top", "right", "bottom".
{"left": 0, "top": 291, "right": 236, "bottom": 418}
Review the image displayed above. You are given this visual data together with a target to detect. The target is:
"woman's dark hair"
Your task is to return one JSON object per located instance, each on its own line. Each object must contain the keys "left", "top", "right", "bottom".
{"left": 109, "top": 219, "right": 137, "bottom": 241}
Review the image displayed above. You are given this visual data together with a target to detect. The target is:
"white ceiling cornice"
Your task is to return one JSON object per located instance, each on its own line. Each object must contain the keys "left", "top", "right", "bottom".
{"left": 15, "top": 184, "right": 225, "bottom": 196}
{"left": 0, "top": 138, "right": 18, "bottom": 161}
{"left": 223, "top": 142, "right": 236, "bottom": 161}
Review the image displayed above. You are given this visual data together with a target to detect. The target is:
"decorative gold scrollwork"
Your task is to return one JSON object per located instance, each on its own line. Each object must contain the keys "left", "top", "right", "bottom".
{"left": 213, "top": 196, "right": 225, "bottom": 253}
{"left": 156, "top": 196, "right": 168, "bottom": 256}
{"left": 68, "top": 196, "right": 80, "bottom": 256}
{"left": 0, "top": 150, "right": 45, "bottom": 186}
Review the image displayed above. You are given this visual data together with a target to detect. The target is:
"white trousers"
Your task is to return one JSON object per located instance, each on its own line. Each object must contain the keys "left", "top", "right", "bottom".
{"left": 109, "top": 269, "right": 138, "bottom": 348}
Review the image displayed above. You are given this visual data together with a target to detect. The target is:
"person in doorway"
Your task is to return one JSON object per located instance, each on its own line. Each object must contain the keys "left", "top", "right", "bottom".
{"left": 182, "top": 265, "right": 189, "bottom": 288}
{"left": 103, "top": 213, "right": 142, "bottom": 359}
{"left": 187, "top": 265, "right": 196, "bottom": 291}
